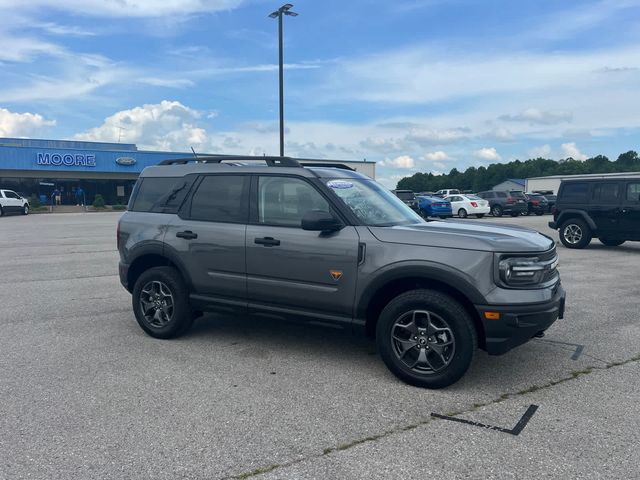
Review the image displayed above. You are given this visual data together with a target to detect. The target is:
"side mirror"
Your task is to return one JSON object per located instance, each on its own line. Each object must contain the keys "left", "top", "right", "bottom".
{"left": 301, "top": 210, "right": 342, "bottom": 232}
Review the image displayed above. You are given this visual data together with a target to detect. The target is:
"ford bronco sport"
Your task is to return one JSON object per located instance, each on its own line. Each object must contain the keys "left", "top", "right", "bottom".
{"left": 118, "top": 156, "right": 565, "bottom": 388}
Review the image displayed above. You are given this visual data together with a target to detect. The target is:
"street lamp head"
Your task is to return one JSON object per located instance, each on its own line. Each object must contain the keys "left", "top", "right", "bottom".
{"left": 281, "top": 3, "right": 294, "bottom": 10}
{"left": 268, "top": 11, "right": 279, "bottom": 18}
{"left": 284, "top": 10, "right": 298, "bottom": 16}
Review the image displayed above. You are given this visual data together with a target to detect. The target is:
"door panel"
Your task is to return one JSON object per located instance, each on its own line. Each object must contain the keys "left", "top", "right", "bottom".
{"left": 620, "top": 182, "right": 640, "bottom": 239}
{"left": 246, "top": 175, "right": 360, "bottom": 318}
{"left": 589, "top": 182, "right": 622, "bottom": 236}
{"left": 246, "top": 225, "right": 360, "bottom": 316}
{"left": 163, "top": 175, "right": 249, "bottom": 302}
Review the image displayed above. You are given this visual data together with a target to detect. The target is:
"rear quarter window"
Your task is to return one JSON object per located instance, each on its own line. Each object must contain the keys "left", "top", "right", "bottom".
{"left": 496, "top": 192, "right": 507, "bottom": 198}
{"left": 560, "top": 182, "right": 589, "bottom": 202}
{"left": 130, "top": 176, "right": 190, "bottom": 213}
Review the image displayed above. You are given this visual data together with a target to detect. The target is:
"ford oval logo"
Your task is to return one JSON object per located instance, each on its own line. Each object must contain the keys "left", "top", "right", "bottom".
{"left": 115, "top": 157, "right": 136, "bottom": 166}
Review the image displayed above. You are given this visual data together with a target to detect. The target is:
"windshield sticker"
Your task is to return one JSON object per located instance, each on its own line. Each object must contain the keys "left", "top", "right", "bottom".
{"left": 327, "top": 180, "right": 354, "bottom": 189}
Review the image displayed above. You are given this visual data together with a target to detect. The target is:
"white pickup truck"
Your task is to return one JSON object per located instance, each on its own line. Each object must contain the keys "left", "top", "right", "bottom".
{"left": 0, "top": 189, "right": 30, "bottom": 216}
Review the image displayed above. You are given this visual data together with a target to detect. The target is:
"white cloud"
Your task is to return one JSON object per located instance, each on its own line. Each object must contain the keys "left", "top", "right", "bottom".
{"left": 0, "top": 107, "right": 56, "bottom": 137}
{"left": 528, "top": 144, "right": 552, "bottom": 158}
{"left": 475, "top": 147, "right": 501, "bottom": 161}
{"left": 561, "top": 142, "right": 588, "bottom": 161}
{"left": 380, "top": 155, "right": 415, "bottom": 169}
{"left": 499, "top": 108, "right": 572, "bottom": 125}
{"left": 0, "top": 0, "right": 244, "bottom": 18}
{"left": 422, "top": 150, "right": 449, "bottom": 161}
{"left": 34, "top": 22, "right": 96, "bottom": 36}
{"left": 74, "top": 100, "right": 209, "bottom": 151}
{"left": 0, "top": 34, "right": 63, "bottom": 62}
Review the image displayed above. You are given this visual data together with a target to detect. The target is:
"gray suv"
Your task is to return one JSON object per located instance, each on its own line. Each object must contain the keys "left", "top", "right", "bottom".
{"left": 118, "top": 156, "right": 565, "bottom": 388}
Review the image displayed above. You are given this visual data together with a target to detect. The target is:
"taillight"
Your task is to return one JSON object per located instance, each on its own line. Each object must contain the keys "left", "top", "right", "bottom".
{"left": 470, "top": 201, "right": 478, "bottom": 207}
{"left": 552, "top": 206, "right": 557, "bottom": 215}
{"left": 532, "top": 200, "right": 540, "bottom": 205}
{"left": 506, "top": 198, "right": 515, "bottom": 204}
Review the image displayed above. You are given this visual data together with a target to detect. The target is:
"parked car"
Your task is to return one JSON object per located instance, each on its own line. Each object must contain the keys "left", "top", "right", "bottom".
{"left": 477, "top": 190, "right": 528, "bottom": 217}
{"left": 392, "top": 189, "right": 419, "bottom": 212}
{"left": 0, "top": 189, "right": 30, "bottom": 216}
{"left": 549, "top": 177, "right": 640, "bottom": 249}
{"left": 118, "top": 155, "right": 565, "bottom": 389}
{"left": 533, "top": 190, "right": 556, "bottom": 213}
{"left": 416, "top": 195, "right": 452, "bottom": 219}
{"left": 444, "top": 194, "right": 490, "bottom": 218}
{"left": 434, "top": 189, "right": 460, "bottom": 198}
{"left": 524, "top": 193, "right": 549, "bottom": 216}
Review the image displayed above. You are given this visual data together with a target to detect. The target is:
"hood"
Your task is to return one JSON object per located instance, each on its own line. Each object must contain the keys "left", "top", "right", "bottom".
{"left": 369, "top": 220, "right": 554, "bottom": 253}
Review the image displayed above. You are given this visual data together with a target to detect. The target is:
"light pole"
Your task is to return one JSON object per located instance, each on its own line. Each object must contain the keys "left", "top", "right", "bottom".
{"left": 269, "top": 3, "right": 298, "bottom": 157}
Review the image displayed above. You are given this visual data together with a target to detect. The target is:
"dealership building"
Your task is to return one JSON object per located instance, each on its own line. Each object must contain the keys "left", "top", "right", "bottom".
{"left": 0, "top": 137, "right": 375, "bottom": 205}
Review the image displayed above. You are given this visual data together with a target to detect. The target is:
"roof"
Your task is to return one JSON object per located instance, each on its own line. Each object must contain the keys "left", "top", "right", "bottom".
{"left": 140, "top": 157, "right": 370, "bottom": 180}
{"left": 527, "top": 171, "right": 640, "bottom": 180}
{"left": 507, "top": 178, "right": 526, "bottom": 185}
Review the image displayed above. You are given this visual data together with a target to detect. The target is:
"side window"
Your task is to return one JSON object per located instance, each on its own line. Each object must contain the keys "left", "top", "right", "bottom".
{"left": 561, "top": 182, "right": 588, "bottom": 202}
{"left": 4, "top": 191, "right": 18, "bottom": 199}
{"left": 190, "top": 175, "right": 247, "bottom": 223}
{"left": 496, "top": 192, "right": 507, "bottom": 198}
{"left": 132, "top": 177, "right": 186, "bottom": 212}
{"left": 592, "top": 183, "right": 620, "bottom": 204}
{"left": 626, "top": 183, "right": 640, "bottom": 203}
{"left": 258, "top": 176, "right": 330, "bottom": 227}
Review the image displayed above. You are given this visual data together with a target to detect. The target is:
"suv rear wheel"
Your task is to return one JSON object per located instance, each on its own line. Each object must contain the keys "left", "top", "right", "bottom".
{"left": 491, "top": 205, "right": 502, "bottom": 217}
{"left": 559, "top": 218, "right": 592, "bottom": 249}
{"left": 376, "top": 289, "right": 476, "bottom": 389}
{"left": 132, "top": 266, "right": 194, "bottom": 339}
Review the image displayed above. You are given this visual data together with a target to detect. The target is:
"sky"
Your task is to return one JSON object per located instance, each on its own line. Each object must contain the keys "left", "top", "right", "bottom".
{"left": 0, "top": 0, "right": 639, "bottom": 187}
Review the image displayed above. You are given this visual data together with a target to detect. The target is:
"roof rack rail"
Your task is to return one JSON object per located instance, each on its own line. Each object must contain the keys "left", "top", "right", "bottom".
{"left": 300, "top": 162, "right": 355, "bottom": 171}
{"left": 158, "top": 155, "right": 301, "bottom": 167}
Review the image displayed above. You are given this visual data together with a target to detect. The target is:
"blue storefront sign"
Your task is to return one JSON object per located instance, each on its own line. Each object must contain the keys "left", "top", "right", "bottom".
{"left": 37, "top": 152, "right": 97, "bottom": 167}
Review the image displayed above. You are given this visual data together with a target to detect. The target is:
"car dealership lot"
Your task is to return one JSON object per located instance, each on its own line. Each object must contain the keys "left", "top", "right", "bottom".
{"left": 0, "top": 213, "right": 638, "bottom": 479}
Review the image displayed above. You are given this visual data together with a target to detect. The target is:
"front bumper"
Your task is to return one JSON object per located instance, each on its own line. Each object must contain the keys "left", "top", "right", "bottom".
{"left": 118, "top": 261, "right": 130, "bottom": 291}
{"left": 475, "top": 284, "right": 566, "bottom": 355}
{"left": 548, "top": 221, "right": 557, "bottom": 229}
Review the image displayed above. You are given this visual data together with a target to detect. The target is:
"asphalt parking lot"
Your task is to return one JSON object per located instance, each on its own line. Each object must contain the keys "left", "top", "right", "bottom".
{"left": 1, "top": 212, "right": 638, "bottom": 479}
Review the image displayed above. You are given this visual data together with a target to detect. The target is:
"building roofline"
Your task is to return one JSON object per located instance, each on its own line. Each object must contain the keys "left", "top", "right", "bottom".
{"left": 527, "top": 171, "right": 640, "bottom": 180}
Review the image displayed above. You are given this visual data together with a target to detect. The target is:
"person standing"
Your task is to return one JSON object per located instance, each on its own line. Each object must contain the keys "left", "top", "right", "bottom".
{"left": 75, "top": 187, "right": 85, "bottom": 207}
{"left": 52, "top": 188, "right": 61, "bottom": 206}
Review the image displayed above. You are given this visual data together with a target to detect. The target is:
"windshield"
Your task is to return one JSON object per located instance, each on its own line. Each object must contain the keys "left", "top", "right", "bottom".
{"left": 466, "top": 194, "right": 482, "bottom": 200}
{"left": 327, "top": 179, "right": 424, "bottom": 226}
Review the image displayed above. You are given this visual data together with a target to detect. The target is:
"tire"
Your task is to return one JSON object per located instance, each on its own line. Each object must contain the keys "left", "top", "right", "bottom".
{"left": 0, "top": 206, "right": 4, "bottom": 217}
{"left": 476, "top": 214, "right": 485, "bottom": 218}
{"left": 491, "top": 205, "right": 502, "bottom": 217}
{"left": 510, "top": 211, "right": 520, "bottom": 217}
{"left": 376, "top": 289, "right": 477, "bottom": 389}
{"left": 439, "top": 216, "right": 448, "bottom": 220}
{"left": 535, "top": 211, "right": 544, "bottom": 216}
{"left": 132, "top": 266, "right": 194, "bottom": 339}
{"left": 458, "top": 208, "right": 468, "bottom": 218}
{"left": 22, "top": 204, "right": 29, "bottom": 215}
{"left": 599, "top": 238, "right": 625, "bottom": 247}
{"left": 524, "top": 209, "right": 531, "bottom": 216}
{"left": 559, "top": 218, "right": 592, "bottom": 249}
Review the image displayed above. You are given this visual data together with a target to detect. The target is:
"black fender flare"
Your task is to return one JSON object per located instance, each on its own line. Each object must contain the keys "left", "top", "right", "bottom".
{"left": 556, "top": 210, "right": 597, "bottom": 231}
{"left": 127, "top": 241, "right": 195, "bottom": 291}
{"left": 355, "top": 261, "right": 487, "bottom": 320}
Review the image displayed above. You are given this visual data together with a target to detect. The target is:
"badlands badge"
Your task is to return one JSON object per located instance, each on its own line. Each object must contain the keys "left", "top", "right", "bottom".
{"left": 329, "top": 270, "right": 343, "bottom": 281}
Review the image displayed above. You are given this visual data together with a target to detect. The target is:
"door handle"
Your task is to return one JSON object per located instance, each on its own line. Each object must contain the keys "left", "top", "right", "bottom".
{"left": 254, "top": 237, "right": 281, "bottom": 247}
{"left": 176, "top": 230, "right": 198, "bottom": 240}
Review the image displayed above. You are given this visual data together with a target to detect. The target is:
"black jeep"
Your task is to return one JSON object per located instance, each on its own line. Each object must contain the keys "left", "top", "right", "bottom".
{"left": 549, "top": 177, "right": 640, "bottom": 248}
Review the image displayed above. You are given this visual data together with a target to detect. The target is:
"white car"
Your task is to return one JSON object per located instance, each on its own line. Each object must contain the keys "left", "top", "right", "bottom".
{"left": 0, "top": 189, "right": 30, "bottom": 216}
{"left": 444, "top": 194, "right": 490, "bottom": 218}
{"left": 434, "top": 188, "right": 461, "bottom": 197}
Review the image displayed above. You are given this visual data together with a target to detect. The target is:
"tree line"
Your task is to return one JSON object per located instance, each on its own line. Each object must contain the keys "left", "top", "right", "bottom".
{"left": 396, "top": 150, "right": 640, "bottom": 192}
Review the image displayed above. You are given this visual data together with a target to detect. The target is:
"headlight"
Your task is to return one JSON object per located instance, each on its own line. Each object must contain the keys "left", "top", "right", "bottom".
{"left": 497, "top": 253, "right": 559, "bottom": 288}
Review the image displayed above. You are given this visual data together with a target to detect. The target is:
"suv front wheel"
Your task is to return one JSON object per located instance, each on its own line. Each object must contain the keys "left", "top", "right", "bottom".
{"left": 559, "top": 218, "right": 592, "bottom": 249}
{"left": 132, "top": 266, "right": 194, "bottom": 339}
{"left": 376, "top": 289, "right": 477, "bottom": 389}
